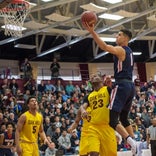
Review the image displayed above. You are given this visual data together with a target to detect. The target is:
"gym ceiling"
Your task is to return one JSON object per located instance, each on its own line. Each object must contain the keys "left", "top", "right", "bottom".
{"left": 0, "top": 0, "right": 155, "bottom": 63}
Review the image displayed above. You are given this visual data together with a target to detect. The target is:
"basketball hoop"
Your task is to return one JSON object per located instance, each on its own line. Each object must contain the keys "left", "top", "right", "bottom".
{"left": 0, "top": 0, "right": 31, "bottom": 37}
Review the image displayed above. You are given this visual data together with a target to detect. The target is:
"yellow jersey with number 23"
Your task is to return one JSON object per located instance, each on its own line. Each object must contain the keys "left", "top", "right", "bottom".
{"left": 88, "top": 86, "right": 110, "bottom": 125}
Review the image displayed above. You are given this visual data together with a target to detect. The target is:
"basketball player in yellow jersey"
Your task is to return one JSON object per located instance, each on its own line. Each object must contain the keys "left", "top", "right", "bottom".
{"left": 15, "top": 96, "right": 50, "bottom": 156}
{"left": 68, "top": 107, "right": 91, "bottom": 156}
{"left": 81, "top": 74, "right": 117, "bottom": 156}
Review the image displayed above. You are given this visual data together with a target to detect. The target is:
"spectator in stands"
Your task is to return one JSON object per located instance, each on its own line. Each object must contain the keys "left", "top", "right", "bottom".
{"left": 147, "top": 117, "right": 156, "bottom": 156}
{"left": 16, "top": 93, "right": 25, "bottom": 113}
{"left": 54, "top": 116, "right": 62, "bottom": 128}
{"left": 141, "top": 108, "right": 151, "bottom": 128}
{"left": 148, "top": 76, "right": 155, "bottom": 88}
{"left": 84, "top": 80, "right": 92, "bottom": 93}
{"left": 138, "top": 92, "right": 146, "bottom": 107}
{"left": 61, "top": 90, "right": 71, "bottom": 102}
{"left": 42, "top": 108, "right": 51, "bottom": 119}
{"left": 74, "top": 84, "right": 81, "bottom": 95}
{"left": 54, "top": 108, "right": 62, "bottom": 118}
{"left": 132, "top": 124, "right": 141, "bottom": 141}
{"left": 8, "top": 97, "right": 15, "bottom": 112}
{"left": 129, "top": 107, "right": 137, "bottom": 121}
{"left": 46, "top": 123, "right": 56, "bottom": 139}
{"left": 70, "top": 129, "right": 79, "bottom": 154}
{"left": 45, "top": 80, "right": 56, "bottom": 94}
{"left": 64, "top": 117, "right": 72, "bottom": 129}
{"left": 51, "top": 127, "right": 61, "bottom": 149}
{"left": 135, "top": 117, "right": 146, "bottom": 139}
{"left": 21, "top": 58, "right": 33, "bottom": 80}
{"left": 45, "top": 142, "right": 57, "bottom": 156}
{"left": 71, "top": 91, "right": 79, "bottom": 105}
{"left": 2, "top": 89, "right": 13, "bottom": 111}
{"left": 9, "top": 78, "right": 19, "bottom": 96}
{"left": 23, "top": 89, "right": 30, "bottom": 102}
{"left": 8, "top": 113, "right": 17, "bottom": 125}
{"left": 44, "top": 116, "right": 51, "bottom": 133}
{"left": 61, "top": 122, "right": 67, "bottom": 132}
{"left": 135, "top": 90, "right": 141, "bottom": 101}
{"left": 13, "top": 101, "right": 22, "bottom": 119}
{"left": 24, "top": 78, "right": 36, "bottom": 95}
{"left": 79, "top": 84, "right": 86, "bottom": 94}
{"left": 55, "top": 79, "right": 64, "bottom": 94}
{"left": 38, "top": 80, "right": 46, "bottom": 95}
{"left": 54, "top": 99, "right": 62, "bottom": 109}
{"left": 0, "top": 78, "right": 9, "bottom": 95}
{"left": 65, "top": 81, "right": 75, "bottom": 96}
{"left": 50, "top": 58, "right": 60, "bottom": 79}
{"left": 140, "top": 82, "right": 149, "bottom": 92}
{"left": 61, "top": 102, "right": 70, "bottom": 117}
{"left": 16, "top": 89, "right": 22, "bottom": 97}
{"left": 58, "top": 129, "right": 73, "bottom": 155}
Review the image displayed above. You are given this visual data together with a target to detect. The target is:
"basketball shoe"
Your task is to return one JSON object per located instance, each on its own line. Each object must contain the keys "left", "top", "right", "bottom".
{"left": 127, "top": 136, "right": 137, "bottom": 156}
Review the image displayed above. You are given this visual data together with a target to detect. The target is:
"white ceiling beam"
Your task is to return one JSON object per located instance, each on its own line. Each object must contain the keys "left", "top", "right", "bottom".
{"left": 31, "top": 0, "right": 77, "bottom": 13}
{"left": 0, "top": 1, "right": 155, "bottom": 46}
{"left": 35, "top": 6, "right": 156, "bottom": 58}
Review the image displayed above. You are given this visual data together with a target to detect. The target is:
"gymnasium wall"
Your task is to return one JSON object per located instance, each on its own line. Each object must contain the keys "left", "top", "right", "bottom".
{"left": 146, "top": 62, "right": 156, "bottom": 81}
{"left": 0, "top": 59, "right": 153, "bottom": 82}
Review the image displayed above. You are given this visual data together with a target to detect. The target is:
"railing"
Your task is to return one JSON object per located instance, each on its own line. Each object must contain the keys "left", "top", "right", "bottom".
{"left": 0, "top": 67, "right": 19, "bottom": 79}
{"left": 0, "top": 66, "right": 88, "bottom": 81}
{"left": 38, "top": 67, "right": 82, "bottom": 81}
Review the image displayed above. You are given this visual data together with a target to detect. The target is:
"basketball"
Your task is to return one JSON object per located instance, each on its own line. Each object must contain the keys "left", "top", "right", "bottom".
{"left": 81, "top": 11, "right": 97, "bottom": 27}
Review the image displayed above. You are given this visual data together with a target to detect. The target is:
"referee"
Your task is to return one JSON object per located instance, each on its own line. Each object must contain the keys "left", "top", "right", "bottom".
{"left": 147, "top": 117, "right": 156, "bottom": 156}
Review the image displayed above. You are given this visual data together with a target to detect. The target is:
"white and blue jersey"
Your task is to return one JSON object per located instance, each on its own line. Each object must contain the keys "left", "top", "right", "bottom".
{"left": 114, "top": 46, "right": 133, "bottom": 80}
{"left": 108, "top": 46, "right": 135, "bottom": 112}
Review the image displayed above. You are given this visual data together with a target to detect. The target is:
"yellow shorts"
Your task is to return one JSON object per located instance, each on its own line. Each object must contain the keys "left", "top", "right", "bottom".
{"left": 88, "top": 124, "right": 117, "bottom": 156}
{"left": 79, "top": 131, "right": 89, "bottom": 155}
{"left": 20, "top": 142, "right": 39, "bottom": 156}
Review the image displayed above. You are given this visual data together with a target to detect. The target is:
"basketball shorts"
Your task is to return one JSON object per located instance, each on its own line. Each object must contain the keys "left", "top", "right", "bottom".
{"left": 20, "top": 142, "right": 39, "bottom": 156}
{"left": 88, "top": 124, "right": 117, "bottom": 156}
{"left": 79, "top": 130, "right": 89, "bottom": 155}
{"left": 109, "top": 80, "right": 135, "bottom": 112}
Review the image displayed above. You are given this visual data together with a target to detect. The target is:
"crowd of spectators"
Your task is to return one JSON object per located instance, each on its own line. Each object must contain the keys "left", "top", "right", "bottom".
{"left": 0, "top": 75, "right": 156, "bottom": 155}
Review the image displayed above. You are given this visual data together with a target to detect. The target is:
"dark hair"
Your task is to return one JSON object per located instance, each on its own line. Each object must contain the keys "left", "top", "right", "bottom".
{"left": 6, "top": 122, "right": 15, "bottom": 129}
{"left": 120, "top": 29, "right": 132, "bottom": 40}
{"left": 26, "top": 96, "right": 36, "bottom": 104}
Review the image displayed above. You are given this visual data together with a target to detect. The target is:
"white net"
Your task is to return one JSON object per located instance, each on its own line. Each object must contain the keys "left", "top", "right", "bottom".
{"left": 0, "top": 0, "right": 31, "bottom": 37}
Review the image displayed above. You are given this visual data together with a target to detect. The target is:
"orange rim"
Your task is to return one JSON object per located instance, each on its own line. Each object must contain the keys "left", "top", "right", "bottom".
{"left": 0, "top": 0, "right": 29, "bottom": 12}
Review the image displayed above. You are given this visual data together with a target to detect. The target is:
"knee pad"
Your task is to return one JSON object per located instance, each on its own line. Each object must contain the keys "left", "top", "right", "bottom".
{"left": 109, "top": 110, "right": 119, "bottom": 129}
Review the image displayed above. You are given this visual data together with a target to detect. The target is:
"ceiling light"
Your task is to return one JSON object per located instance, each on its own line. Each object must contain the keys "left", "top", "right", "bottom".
{"left": 1, "top": 25, "right": 26, "bottom": 31}
{"left": 133, "top": 52, "right": 142, "bottom": 55}
{"left": 14, "top": 44, "right": 36, "bottom": 49}
{"left": 102, "top": 0, "right": 122, "bottom": 4}
{"left": 100, "top": 37, "right": 116, "bottom": 42}
{"left": 99, "top": 13, "right": 124, "bottom": 20}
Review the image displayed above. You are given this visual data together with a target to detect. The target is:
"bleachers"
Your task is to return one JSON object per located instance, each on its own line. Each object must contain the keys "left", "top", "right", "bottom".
{"left": 0, "top": 78, "right": 85, "bottom": 93}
